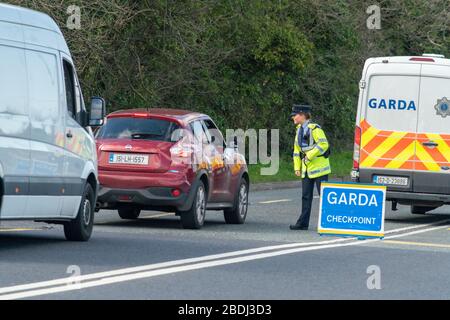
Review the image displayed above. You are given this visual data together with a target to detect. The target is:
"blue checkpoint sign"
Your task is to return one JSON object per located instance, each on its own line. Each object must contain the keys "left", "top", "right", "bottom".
{"left": 318, "top": 182, "right": 386, "bottom": 239}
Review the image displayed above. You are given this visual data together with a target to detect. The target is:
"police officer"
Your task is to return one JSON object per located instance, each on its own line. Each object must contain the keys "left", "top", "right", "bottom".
{"left": 290, "top": 104, "right": 331, "bottom": 230}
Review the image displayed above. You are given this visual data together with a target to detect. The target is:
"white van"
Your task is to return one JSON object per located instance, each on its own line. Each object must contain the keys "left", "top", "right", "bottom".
{"left": 0, "top": 4, "right": 105, "bottom": 240}
{"left": 352, "top": 54, "right": 450, "bottom": 214}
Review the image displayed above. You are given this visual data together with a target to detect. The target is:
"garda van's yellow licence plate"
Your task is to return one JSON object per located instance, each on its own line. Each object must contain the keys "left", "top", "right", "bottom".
{"left": 373, "top": 175, "right": 408, "bottom": 186}
{"left": 109, "top": 153, "right": 149, "bottom": 165}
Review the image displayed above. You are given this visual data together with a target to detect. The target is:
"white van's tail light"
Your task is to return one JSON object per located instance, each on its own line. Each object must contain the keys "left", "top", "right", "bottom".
{"left": 353, "top": 126, "right": 362, "bottom": 170}
{"left": 410, "top": 57, "right": 435, "bottom": 62}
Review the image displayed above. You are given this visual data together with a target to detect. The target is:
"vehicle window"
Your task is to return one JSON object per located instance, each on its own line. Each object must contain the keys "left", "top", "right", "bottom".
{"left": 365, "top": 74, "right": 420, "bottom": 133}
{"left": 0, "top": 45, "right": 28, "bottom": 116}
{"left": 27, "top": 50, "right": 59, "bottom": 123}
{"left": 417, "top": 67, "right": 450, "bottom": 134}
{"left": 74, "top": 74, "right": 86, "bottom": 116}
{"left": 190, "top": 121, "right": 208, "bottom": 144}
{"left": 202, "top": 119, "right": 224, "bottom": 147}
{"left": 0, "top": 45, "right": 28, "bottom": 138}
{"left": 63, "top": 60, "right": 76, "bottom": 119}
{"left": 96, "top": 117, "right": 179, "bottom": 142}
{"left": 170, "top": 126, "right": 185, "bottom": 142}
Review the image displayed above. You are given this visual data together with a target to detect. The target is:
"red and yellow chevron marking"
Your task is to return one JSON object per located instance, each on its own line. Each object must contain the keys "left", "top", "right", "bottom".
{"left": 360, "top": 119, "right": 450, "bottom": 171}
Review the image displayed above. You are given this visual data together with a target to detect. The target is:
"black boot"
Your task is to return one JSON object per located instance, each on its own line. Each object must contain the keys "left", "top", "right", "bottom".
{"left": 290, "top": 224, "right": 308, "bottom": 230}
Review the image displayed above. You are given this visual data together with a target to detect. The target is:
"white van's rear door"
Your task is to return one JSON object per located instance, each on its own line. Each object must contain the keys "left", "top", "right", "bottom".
{"left": 414, "top": 64, "right": 450, "bottom": 194}
{"left": 359, "top": 63, "right": 421, "bottom": 192}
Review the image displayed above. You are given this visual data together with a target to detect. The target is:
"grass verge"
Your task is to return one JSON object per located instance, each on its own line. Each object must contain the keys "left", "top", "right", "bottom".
{"left": 248, "top": 151, "right": 353, "bottom": 184}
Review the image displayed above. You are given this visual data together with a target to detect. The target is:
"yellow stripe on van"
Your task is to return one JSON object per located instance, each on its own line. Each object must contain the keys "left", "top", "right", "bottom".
{"left": 361, "top": 126, "right": 380, "bottom": 148}
{"left": 385, "top": 141, "right": 415, "bottom": 169}
{"left": 415, "top": 143, "right": 442, "bottom": 171}
{"left": 426, "top": 133, "right": 450, "bottom": 162}
{"left": 360, "top": 131, "right": 408, "bottom": 168}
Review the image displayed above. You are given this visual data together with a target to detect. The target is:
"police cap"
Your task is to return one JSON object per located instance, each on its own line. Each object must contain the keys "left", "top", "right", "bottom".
{"left": 290, "top": 104, "right": 312, "bottom": 117}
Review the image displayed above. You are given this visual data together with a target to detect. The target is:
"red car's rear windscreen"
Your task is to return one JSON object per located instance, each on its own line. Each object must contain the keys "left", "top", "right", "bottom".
{"left": 96, "top": 117, "right": 180, "bottom": 142}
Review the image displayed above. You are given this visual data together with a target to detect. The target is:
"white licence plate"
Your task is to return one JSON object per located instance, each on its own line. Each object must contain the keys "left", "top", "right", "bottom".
{"left": 373, "top": 175, "right": 409, "bottom": 186}
{"left": 109, "top": 153, "right": 149, "bottom": 165}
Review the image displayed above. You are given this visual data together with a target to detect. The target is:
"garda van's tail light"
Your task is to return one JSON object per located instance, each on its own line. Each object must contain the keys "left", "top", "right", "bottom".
{"left": 410, "top": 57, "right": 435, "bottom": 62}
{"left": 353, "top": 126, "right": 362, "bottom": 169}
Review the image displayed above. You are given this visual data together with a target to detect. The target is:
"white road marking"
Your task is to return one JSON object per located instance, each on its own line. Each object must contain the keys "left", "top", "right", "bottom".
{"left": 141, "top": 213, "right": 175, "bottom": 219}
{"left": 0, "top": 238, "right": 352, "bottom": 296}
{"left": 259, "top": 199, "right": 292, "bottom": 204}
{"left": 384, "top": 219, "right": 450, "bottom": 234}
{"left": 0, "top": 228, "right": 41, "bottom": 232}
{"left": 259, "top": 196, "right": 319, "bottom": 203}
{"left": 0, "top": 219, "right": 448, "bottom": 300}
{"left": 0, "top": 227, "right": 52, "bottom": 233}
{"left": 384, "top": 240, "right": 450, "bottom": 249}
{"left": 384, "top": 224, "right": 449, "bottom": 239}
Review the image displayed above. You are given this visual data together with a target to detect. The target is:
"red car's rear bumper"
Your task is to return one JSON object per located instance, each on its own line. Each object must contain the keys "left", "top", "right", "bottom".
{"left": 97, "top": 169, "right": 195, "bottom": 211}
{"left": 99, "top": 169, "right": 192, "bottom": 191}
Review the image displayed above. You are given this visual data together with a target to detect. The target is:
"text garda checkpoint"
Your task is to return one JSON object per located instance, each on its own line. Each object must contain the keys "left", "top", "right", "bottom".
{"left": 318, "top": 182, "right": 386, "bottom": 239}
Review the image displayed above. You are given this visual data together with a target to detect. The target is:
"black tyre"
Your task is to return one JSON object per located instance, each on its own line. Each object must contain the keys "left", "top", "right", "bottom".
{"left": 224, "top": 179, "right": 249, "bottom": 224}
{"left": 179, "top": 181, "right": 207, "bottom": 229}
{"left": 411, "top": 205, "right": 437, "bottom": 215}
{"left": 118, "top": 207, "right": 141, "bottom": 219}
{"left": 64, "top": 184, "right": 95, "bottom": 241}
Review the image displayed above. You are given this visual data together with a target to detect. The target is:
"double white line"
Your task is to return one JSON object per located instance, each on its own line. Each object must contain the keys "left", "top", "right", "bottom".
{"left": 0, "top": 219, "right": 448, "bottom": 300}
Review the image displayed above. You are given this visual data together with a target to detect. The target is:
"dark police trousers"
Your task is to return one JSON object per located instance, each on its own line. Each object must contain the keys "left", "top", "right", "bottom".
{"left": 296, "top": 174, "right": 329, "bottom": 228}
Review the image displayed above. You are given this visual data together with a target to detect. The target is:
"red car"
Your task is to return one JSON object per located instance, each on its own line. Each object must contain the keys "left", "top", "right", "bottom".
{"left": 95, "top": 108, "right": 249, "bottom": 229}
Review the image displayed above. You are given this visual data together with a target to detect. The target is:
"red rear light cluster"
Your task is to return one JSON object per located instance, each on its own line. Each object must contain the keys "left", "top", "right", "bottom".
{"left": 171, "top": 189, "right": 181, "bottom": 197}
{"left": 353, "top": 126, "right": 362, "bottom": 170}
{"left": 118, "top": 195, "right": 132, "bottom": 202}
{"left": 170, "top": 140, "right": 193, "bottom": 159}
{"left": 132, "top": 113, "right": 148, "bottom": 118}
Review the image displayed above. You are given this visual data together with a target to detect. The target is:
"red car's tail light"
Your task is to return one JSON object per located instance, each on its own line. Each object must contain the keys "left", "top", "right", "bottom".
{"left": 171, "top": 189, "right": 181, "bottom": 197}
{"left": 170, "top": 141, "right": 193, "bottom": 159}
{"left": 118, "top": 195, "right": 132, "bottom": 201}
{"left": 132, "top": 113, "right": 148, "bottom": 118}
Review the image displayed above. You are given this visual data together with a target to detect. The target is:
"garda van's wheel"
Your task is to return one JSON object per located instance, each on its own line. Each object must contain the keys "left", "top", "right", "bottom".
{"left": 118, "top": 207, "right": 141, "bottom": 220}
{"left": 411, "top": 205, "right": 437, "bottom": 215}
{"left": 179, "top": 181, "right": 207, "bottom": 229}
{"left": 224, "top": 179, "right": 249, "bottom": 224}
{"left": 64, "top": 184, "right": 95, "bottom": 242}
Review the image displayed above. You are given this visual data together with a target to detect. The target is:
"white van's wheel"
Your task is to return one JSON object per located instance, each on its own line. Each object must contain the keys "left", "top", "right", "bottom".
{"left": 64, "top": 184, "right": 95, "bottom": 241}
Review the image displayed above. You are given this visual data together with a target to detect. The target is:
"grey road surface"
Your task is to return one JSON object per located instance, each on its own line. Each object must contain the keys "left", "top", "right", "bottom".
{"left": 0, "top": 187, "right": 449, "bottom": 299}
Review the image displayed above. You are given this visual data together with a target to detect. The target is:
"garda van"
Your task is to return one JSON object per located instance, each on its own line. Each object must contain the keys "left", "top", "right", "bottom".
{"left": 352, "top": 54, "right": 450, "bottom": 214}
{"left": 0, "top": 4, "right": 106, "bottom": 240}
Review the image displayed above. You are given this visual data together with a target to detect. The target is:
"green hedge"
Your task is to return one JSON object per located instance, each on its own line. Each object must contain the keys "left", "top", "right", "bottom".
{"left": 8, "top": 0, "right": 450, "bottom": 154}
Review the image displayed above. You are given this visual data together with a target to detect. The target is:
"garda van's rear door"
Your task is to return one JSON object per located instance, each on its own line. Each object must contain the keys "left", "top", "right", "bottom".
{"left": 414, "top": 65, "right": 450, "bottom": 195}
{"left": 359, "top": 63, "right": 421, "bottom": 192}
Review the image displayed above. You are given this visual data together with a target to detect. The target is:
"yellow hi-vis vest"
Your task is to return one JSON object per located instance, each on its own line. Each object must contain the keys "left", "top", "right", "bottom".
{"left": 293, "top": 122, "right": 331, "bottom": 179}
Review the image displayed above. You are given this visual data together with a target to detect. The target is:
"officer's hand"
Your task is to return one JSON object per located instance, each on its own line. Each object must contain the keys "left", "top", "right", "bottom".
{"left": 295, "top": 171, "right": 301, "bottom": 177}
